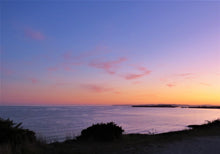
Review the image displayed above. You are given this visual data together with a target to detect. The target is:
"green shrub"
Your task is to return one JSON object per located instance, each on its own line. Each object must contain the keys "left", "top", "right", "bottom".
{"left": 77, "top": 122, "right": 124, "bottom": 141}
{"left": 0, "top": 118, "right": 36, "bottom": 144}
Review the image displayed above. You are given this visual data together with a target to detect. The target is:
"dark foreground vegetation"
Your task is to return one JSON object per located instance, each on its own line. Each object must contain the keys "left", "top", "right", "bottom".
{"left": 77, "top": 122, "right": 124, "bottom": 141}
{"left": 1, "top": 118, "right": 220, "bottom": 154}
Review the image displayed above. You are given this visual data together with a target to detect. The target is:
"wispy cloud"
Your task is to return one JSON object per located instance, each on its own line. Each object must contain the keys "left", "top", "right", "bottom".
{"left": 177, "top": 73, "right": 191, "bottom": 76}
{"left": 47, "top": 62, "right": 81, "bottom": 73}
{"left": 166, "top": 83, "right": 176, "bottom": 88}
{"left": 114, "top": 91, "right": 121, "bottom": 94}
{"left": 124, "top": 74, "right": 146, "bottom": 80}
{"left": 0, "top": 68, "right": 14, "bottom": 76}
{"left": 63, "top": 52, "right": 73, "bottom": 60}
{"left": 77, "top": 45, "right": 110, "bottom": 60}
{"left": 29, "top": 78, "right": 39, "bottom": 84}
{"left": 63, "top": 66, "right": 72, "bottom": 71}
{"left": 133, "top": 81, "right": 141, "bottom": 84}
{"left": 176, "top": 73, "right": 193, "bottom": 77}
{"left": 200, "top": 82, "right": 211, "bottom": 86}
{"left": 81, "top": 84, "right": 114, "bottom": 93}
{"left": 89, "top": 57, "right": 127, "bottom": 74}
{"left": 24, "top": 27, "right": 45, "bottom": 40}
{"left": 61, "top": 62, "right": 81, "bottom": 72}
{"left": 123, "top": 66, "right": 151, "bottom": 80}
{"left": 160, "top": 72, "right": 195, "bottom": 84}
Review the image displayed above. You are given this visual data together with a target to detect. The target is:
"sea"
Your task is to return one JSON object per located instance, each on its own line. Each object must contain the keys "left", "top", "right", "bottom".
{"left": 0, "top": 105, "right": 219, "bottom": 142}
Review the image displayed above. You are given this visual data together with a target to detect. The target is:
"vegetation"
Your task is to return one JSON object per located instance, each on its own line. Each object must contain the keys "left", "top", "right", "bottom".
{"left": 1, "top": 117, "right": 220, "bottom": 154}
{"left": 0, "top": 118, "right": 36, "bottom": 144}
{"left": 188, "top": 119, "right": 220, "bottom": 129}
{"left": 77, "top": 122, "right": 124, "bottom": 141}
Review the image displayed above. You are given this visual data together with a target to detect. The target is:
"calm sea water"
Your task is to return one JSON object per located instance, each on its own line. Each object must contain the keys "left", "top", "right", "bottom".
{"left": 0, "top": 105, "right": 219, "bottom": 142}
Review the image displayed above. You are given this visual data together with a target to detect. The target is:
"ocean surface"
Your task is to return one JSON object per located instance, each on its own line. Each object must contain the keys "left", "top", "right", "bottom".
{"left": 0, "top": 105, "right": 220, "bottom": 142}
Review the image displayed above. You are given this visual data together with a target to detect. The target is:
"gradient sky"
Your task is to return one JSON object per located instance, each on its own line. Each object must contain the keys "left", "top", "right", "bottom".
{"left": 0, "top": 1, "right": 220, "bottom": 105}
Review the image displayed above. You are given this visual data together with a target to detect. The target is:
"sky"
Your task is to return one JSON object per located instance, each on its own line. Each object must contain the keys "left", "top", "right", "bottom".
{"left": 0, "top": 1, "right": 220, "bottom": 105}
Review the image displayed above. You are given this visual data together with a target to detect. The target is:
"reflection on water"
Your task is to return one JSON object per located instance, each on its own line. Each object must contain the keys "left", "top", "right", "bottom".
{"left": 0, "top": 105, "right": 219, "bottom": 142}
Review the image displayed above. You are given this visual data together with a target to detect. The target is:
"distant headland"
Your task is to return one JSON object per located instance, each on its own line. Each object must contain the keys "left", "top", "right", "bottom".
{"left": 132, "top": 104, "right": 220, "bottom": 109}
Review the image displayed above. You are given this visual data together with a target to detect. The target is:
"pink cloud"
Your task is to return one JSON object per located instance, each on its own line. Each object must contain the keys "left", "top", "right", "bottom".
{"left": 114, "top": 91, "right": 121, "bottom": 94}
{"left": 77, "top": 45, "right": 110, "bottom": 59}
{"left": 62, "top": 45, "right": 110, "bottom": 61}
{"left": 62, "top": 62, "right": 82, "bottom": 71}
{"left": 89, "top": 57, "right": 127, "bottom": 74}
{"left": 24, "top": 27, "right": 45, "bottom": 40}
{"left": 123, "top": 67, "right": 151, "bottom": 80}
{"left": 29, "top": 78, "right": 39, "bottom": 84}
{"left": 166, "top": 83, "right": 176, "bottom": 88}
{"left": 62, "top": 65, "right": 76, "bottom": 72}
{"left": 176, "top": 73, "right": 193, "bottom": 77}
{"left": 81, "top": 84, "right": 114, "bottom": 93}
{"left": 137, "top": 66, "right": 151, "bottom": 72}
{"left": 60, "top": 46, "right": 111, "bottom": 72}
{"left": 124, "top": 74, "right": 146, "bottom": 80}
{"left": 176, "top": 73, "right": 196, "bottom": 80}
{"left": 63, "top": 52, "right": 73, "bottom": 60}
{"left": 63, "top": 66, "right": 72, "bottom": 71}
{"left": 0, "top": 68, "right": 14, "bottom": 76}
{"left": 133, "top": 81, "right": 141, "bottom": 84}
{"left": 200, "top": 82, "right": 211, "bottom": 86}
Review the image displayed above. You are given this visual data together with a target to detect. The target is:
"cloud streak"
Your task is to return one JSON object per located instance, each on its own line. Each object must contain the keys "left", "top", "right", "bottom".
{"left": 166, "top": 83, "right": 176, "bottom": 88}
{"left": 89, "top": 57, "right": 127, "bottom": 74}
{"left": 123, "top": 66, "right": 151, "bottom": 80}
{"left": 29, "top": 78, "right": 39, "bottom": 84}
{"left": 176, "top": 73, "right": 193, "bottom": 77}
{"left": 0, "top": 68, "right": 14, "bottom": 76}
{"left": 81, "top": 84, "right": 114, "bottom": 93}
{"left": 24, "top": 27, "right": 45, "bottom": 40}
{"left": 200, "top": 82, "right": 211, "bottom": 86}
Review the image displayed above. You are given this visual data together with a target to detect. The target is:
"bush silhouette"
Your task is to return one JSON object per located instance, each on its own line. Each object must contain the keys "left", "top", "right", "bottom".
{"left": 0, "top": 118, "right": 36, "bottom": 144}
{"left": 188, "top": 119, "right": 220, "bottom": 129}
{"left": 77, "top": 122, "right": 124, "bottom": 141}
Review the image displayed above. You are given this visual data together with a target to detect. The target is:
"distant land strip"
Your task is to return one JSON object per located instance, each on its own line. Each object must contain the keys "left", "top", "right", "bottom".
{"left": 131, "top": 104, "right": 220, "bottom": 109}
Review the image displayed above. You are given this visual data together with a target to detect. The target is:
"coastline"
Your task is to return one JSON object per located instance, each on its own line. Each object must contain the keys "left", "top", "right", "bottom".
{"left": 132, "top": 104, "right": 220, "bottom": 109}
{"left": 1, "top": 118, "right": 220, "bottom": 154}
{"left": 1, "top": 105, "right": 220, "bottom": 143}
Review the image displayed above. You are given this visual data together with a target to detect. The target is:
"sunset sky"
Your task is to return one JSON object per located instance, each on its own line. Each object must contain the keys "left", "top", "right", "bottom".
{"left": 1, "top": 1, "right": 219, "bottom": 105}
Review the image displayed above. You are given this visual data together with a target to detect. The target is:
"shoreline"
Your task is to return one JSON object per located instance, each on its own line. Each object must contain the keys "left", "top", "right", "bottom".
{"left": 1, "top": 118, "right": 220, "bottom": 154}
